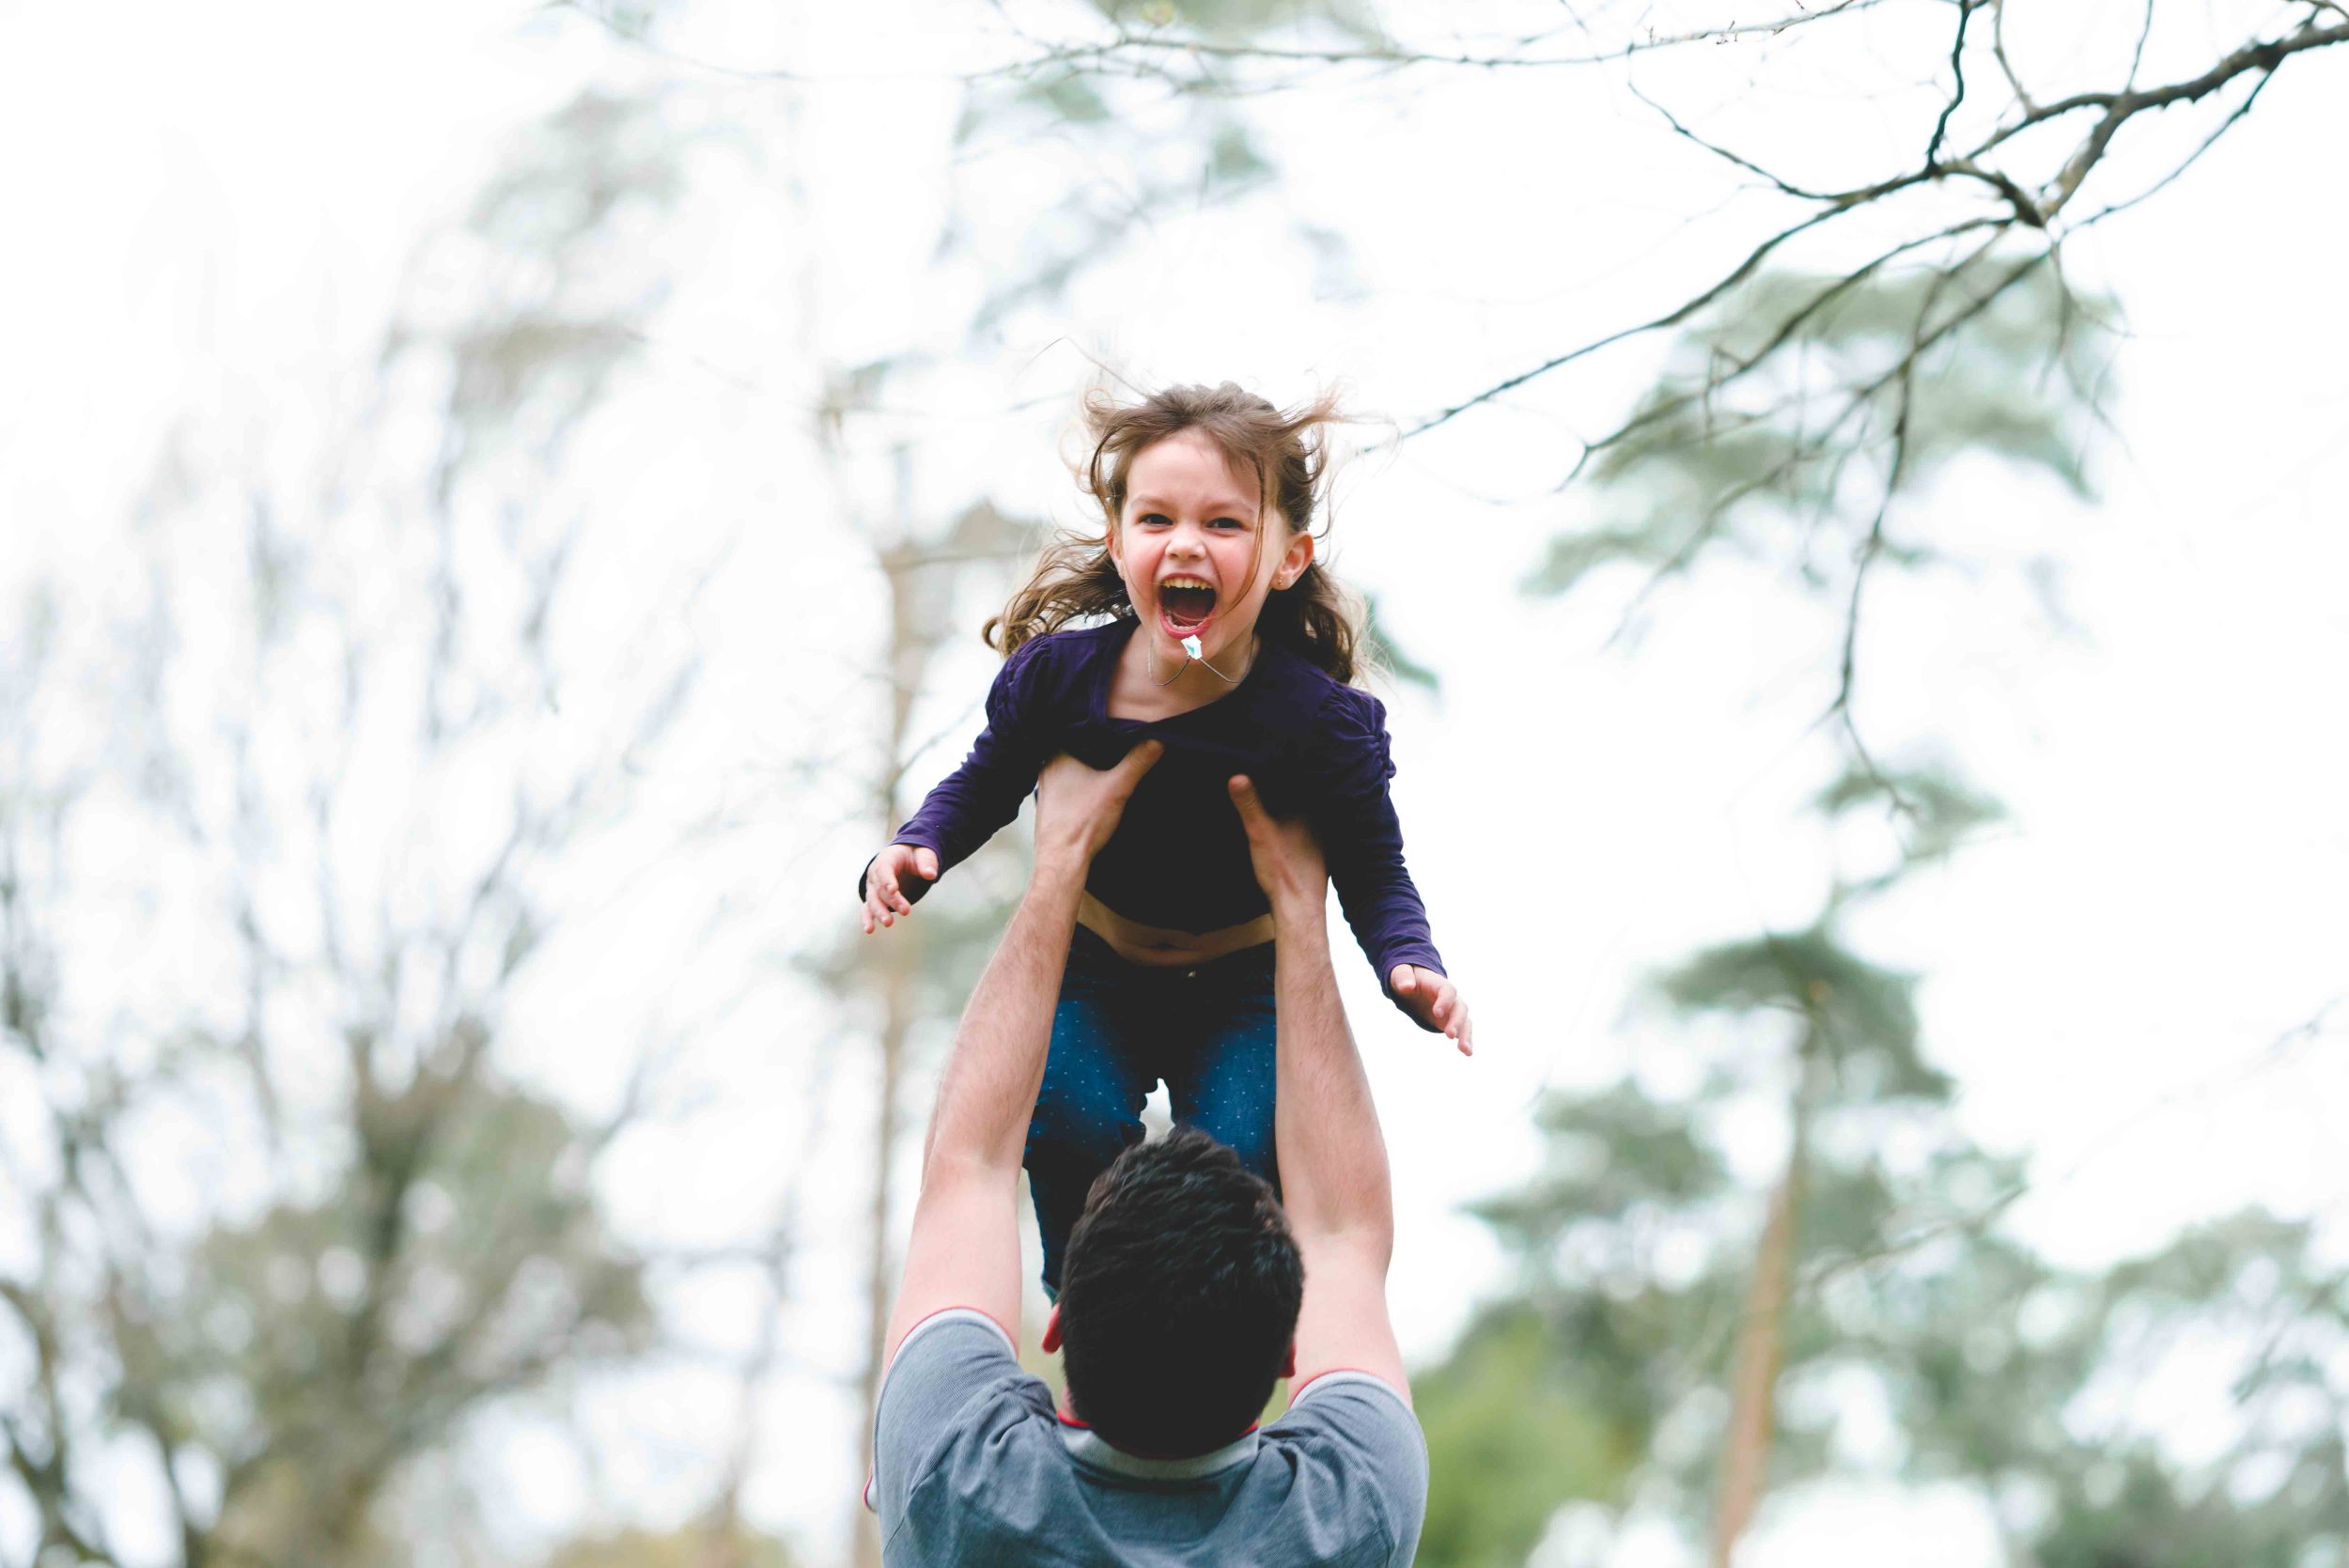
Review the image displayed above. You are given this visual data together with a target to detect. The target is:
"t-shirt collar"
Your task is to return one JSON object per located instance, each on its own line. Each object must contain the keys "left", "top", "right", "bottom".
{"left": 1056, "top": 1416, "right": 1261, "bottom": 1481}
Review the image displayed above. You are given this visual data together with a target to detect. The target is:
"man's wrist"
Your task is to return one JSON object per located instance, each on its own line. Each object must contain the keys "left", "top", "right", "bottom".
{"left": 1032, "top": 845, "right": 1092, "bottom": 891}
{"left": 1268, "top": 887, "right": 1330, "bottom": 940}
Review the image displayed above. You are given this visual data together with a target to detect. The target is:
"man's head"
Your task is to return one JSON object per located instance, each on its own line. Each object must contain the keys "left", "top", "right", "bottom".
{"left": 1047, "top": 1127, "right": 1303, "bottom": 1456}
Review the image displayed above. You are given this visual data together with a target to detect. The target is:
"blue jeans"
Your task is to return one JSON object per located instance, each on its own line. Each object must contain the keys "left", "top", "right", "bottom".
{"left": 1024, "top": 925, "right": 1280, "bottom": 1295}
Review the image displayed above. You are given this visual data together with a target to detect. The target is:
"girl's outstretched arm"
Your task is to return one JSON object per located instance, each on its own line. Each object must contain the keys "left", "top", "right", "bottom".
{"left": 855, "top": 635, "right": 1055, "bottom": 931}
{"left": 1308, "top": 686, "right": 1469, "bottom": 1050}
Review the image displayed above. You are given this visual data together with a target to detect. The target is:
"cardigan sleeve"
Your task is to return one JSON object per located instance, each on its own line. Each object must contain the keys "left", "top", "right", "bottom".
{"left": 856, "top": 638, "right": 1053, "bottom": 907}
{"left": 1306, "top": 686, "right": 1446, "bottom": 1025}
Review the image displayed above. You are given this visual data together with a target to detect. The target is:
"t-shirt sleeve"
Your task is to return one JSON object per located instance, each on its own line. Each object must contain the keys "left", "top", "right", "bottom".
{"left": 857, "top": 638, "right": 1054, "bottom": 906}
{"left": 1306, "top": 687, "right": 1446, "bottom": 1019}
{"left": 1266, "top": 1372, "right": 1430, "bottom": 1568}
{"left": 868, "top": 1309, "right": 1025, "bottom": 1526}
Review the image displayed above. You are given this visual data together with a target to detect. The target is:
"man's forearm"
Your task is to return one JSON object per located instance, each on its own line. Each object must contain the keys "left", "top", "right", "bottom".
{"left": 1270, "top": 889, "right": 1394, "bottom": 1250}
{"left": 921, "top": 849, "right": 1087, "bottom": 1175}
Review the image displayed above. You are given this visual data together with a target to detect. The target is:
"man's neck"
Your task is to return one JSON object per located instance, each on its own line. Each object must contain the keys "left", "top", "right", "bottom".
{"left": 1055, "top": 1398, "right": 1258, "bottom": 1461}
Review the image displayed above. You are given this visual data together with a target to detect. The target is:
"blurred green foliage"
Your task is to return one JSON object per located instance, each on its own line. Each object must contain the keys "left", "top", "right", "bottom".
{"left": 1412, "top": 750, "right": 2349, "bottom": 1562}
{"left": 1529, "top": 258, "right": 2112, "bottom": 600}
{"left": 1084, "top": 0, "right": 1382, "bottom": 44}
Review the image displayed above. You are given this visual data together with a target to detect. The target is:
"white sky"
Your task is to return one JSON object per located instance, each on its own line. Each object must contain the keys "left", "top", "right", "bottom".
{"left": 5, "top": 0, "right": 2346, "bottom": 1563}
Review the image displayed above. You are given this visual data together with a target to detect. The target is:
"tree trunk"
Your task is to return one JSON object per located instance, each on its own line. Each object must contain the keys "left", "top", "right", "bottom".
{"left": 1709, "top": 1032, "right": 1821, "bottom": 1568}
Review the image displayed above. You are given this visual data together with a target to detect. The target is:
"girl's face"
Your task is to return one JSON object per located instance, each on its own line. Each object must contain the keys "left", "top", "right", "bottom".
{"left": 1107, "top": 428, "right": 1314, "bottom": 669}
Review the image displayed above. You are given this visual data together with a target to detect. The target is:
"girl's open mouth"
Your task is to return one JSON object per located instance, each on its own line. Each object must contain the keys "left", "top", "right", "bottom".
{"left": 1159, "top": 582, "right": 1217, "bottom": 641}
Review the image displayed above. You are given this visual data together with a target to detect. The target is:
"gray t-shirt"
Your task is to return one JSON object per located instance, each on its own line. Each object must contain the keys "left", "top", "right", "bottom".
{"left": 870, "top": 1309, "right": 1428, "bottom": 1566}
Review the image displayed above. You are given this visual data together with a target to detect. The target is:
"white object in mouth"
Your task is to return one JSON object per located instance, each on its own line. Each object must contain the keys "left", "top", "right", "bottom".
{"left": 1181, "top": 634, "right": 1203, "bottom": 660}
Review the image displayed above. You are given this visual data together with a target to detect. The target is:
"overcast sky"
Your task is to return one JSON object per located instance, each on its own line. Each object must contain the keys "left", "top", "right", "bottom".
{"left": 5, "top": 1, "right": 2345, "bottom": 1563}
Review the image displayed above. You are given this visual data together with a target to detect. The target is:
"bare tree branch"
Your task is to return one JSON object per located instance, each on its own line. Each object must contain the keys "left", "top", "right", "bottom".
{"left": 990, "top": 0, "right": 1898, "bottom": 80}
{"left": 1406, "top": 14, "right": 2345, "bottom": 442}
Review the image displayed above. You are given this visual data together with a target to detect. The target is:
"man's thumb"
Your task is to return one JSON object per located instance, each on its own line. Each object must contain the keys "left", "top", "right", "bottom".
{"left": 1117, "top": 738, "right": 1164, "bottom": 784}
{"left": 1227, "top": 774, "right": 1263, "bottom": 824}
{"left": 914, "top": 847, "right": 939, "bottom": 880}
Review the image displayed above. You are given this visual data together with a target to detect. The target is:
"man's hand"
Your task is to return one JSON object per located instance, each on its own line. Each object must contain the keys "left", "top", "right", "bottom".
{"left": 1390, "top": 965, "right": 1473, "bottom": 1057}
{"left": 1226, "top": 774, "right": 1328, "bottom": 917}
{"left": 1034, "top": 742, "right": 1162, "bottom": 871}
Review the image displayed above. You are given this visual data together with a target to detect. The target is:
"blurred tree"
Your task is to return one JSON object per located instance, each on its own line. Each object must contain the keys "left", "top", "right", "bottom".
{"left": 0, "top": 85, "right": 708, "bottom": 1568}
{"left": 1409, "top": 754, "right": 2349, "bottom": 1565}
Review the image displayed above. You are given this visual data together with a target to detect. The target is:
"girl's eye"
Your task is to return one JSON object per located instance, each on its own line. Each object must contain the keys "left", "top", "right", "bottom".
{"left": 1211, "top": 517, "right": 1247, "bottom": 531}
{"left": 1139, "top": 513, "right": 1171, "bottom": 527}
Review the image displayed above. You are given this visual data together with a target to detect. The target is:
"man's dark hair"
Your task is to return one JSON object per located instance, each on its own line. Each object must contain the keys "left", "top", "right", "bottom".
{"left": 1056, "top": 1126, "right": 1304, "bottom": 1457}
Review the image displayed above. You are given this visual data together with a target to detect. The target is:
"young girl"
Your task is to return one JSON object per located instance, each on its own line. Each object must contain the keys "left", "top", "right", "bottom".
{"left": 858, "top": 381, "right": 1469, "bottom": 1293}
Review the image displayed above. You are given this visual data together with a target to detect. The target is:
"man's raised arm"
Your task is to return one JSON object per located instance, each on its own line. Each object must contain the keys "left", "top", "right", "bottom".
{"left": 880, "top": 742, "right": 1160, "bottom": 1366}
{"left": 1227, "top": 775, "right": 1410, "bottom": 1403}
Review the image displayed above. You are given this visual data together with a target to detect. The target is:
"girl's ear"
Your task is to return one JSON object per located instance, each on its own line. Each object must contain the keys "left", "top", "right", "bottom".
{"left": 1041, "top": 1304, "right": 1064, "bottom": 1354}
{"left": 1272, "top": 526, "right": 1315, "bottom": 591}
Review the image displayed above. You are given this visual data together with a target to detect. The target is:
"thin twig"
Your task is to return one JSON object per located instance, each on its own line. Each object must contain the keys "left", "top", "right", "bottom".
{"left": 1989, "top": 0, "right": 2035, "bottom": 112}
{"left": 2124, "top": 0, "right": 2157, "bottom": 91}
{"left": 1924, "top": 0, "right": 1978, "bottom": 167}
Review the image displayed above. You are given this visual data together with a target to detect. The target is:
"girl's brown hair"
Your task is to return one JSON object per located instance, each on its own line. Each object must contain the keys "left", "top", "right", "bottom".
{"left": 985, "top": 381, "right": 1367, "bottom": 684}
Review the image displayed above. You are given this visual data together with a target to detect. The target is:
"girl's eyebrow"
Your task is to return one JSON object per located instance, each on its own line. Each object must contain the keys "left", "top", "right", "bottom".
{"left": 1128, "top": 491, "right": 1257, "bottom": 516}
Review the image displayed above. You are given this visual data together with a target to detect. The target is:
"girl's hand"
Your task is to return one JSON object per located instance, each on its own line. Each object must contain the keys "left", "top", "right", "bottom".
{"left": 861, "top": 843, "right": 940, "bottom": 935}
{"left": 1390, "top": 965, "right": 1472, "bottom": 1056}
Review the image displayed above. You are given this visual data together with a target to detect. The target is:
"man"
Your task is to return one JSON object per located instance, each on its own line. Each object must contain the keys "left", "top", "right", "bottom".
{"left": 867, "top": 742, "right": 1428, "bottom": 1565}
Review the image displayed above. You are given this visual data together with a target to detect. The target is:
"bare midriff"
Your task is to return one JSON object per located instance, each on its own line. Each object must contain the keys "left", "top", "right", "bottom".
{"left": 1078, "top": 892, "right": 1274, "bottom": 968}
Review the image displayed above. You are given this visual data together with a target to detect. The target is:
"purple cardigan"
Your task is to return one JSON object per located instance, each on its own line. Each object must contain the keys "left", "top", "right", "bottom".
{"left": 866, "top": 619, "right": 1445, "bottom": 1022}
